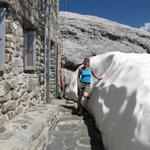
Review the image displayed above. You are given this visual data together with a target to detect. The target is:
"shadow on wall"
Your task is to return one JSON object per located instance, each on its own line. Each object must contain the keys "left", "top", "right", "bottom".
{"left": 85, "top": 83, "right": 146, "bottom": 150}
{"left": 82, "top": 109, "right": 105, "bottom": 150}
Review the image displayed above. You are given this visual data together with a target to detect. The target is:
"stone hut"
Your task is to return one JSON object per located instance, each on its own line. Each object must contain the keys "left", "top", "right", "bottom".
{"left": 0, "top": 0, "right": 61, "bottom": 126}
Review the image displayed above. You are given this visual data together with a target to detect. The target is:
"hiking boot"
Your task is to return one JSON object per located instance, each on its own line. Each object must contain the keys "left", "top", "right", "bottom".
{"left": 72, "top": 107, "right": 82, "bottom": 116}
{"left": 72, "top": 107, "right": 79, "bottom": 115}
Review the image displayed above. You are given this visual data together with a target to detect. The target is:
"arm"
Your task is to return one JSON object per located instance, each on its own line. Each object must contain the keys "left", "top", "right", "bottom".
{"left": 91, "top": 68, "right": 103, "bottom": 80}
{"left": 77, "top": 68, "right": 81, "bottom": 86}
{"left": 59, "top": 68, "right": 65, "bottom": 91}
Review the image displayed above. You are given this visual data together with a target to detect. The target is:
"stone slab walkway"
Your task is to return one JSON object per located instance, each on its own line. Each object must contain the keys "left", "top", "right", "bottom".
{"left": 46, "top": 99, "right": 105, "bottom": 150}
{"left": 0, "top": 102, "right": 59, "bottom": 150}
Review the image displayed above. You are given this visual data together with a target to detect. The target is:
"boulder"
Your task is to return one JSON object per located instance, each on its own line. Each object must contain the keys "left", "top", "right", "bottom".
{"left": 60, "top": 12, "right": 150, "bottom": 71}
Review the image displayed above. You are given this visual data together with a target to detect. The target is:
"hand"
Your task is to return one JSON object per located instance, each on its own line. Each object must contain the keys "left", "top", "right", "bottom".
{"left": 78, "top": 81, "right": 84, "bottom": 88}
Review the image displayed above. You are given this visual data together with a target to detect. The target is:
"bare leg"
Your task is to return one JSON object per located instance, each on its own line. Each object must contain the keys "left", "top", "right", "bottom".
{"left": 62, "top": 82, "right": 65, "bottom": 92}
{"left": 76, "top": 92, "right": 89, "bottom": 115}
{"left": 63, "top": 84, "right": 67, "bottom": 98}
{"left": 77, "top": 94, "right": 82, "bottom": 110}
{"left": 60, "top": 80, "right": 65, "bottom": 96}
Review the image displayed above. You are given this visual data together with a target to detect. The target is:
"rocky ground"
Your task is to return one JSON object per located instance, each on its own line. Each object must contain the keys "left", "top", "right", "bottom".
{"left": 0, "top": 98, "right": 105, "bottom": 150}
{"left": 46, "top": 99, "right": 105, "bottom": 150}
{"left": 0, "top": 102, "right": 59, "bottom": 150}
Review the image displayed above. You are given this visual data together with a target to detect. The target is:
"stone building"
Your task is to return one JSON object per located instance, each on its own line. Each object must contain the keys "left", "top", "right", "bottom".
{"left": 0, "top": 0, "right": 61, "bottom": 126}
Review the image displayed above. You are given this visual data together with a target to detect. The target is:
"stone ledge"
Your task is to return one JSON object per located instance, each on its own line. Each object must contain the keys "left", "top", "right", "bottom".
{"left": 0, "top": 102, "right": 59, "bottom": 150}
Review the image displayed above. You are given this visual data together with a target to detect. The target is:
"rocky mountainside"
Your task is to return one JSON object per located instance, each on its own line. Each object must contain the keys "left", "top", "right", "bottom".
{"left": 59, "top": 12, "right": 150, "bottom": 71}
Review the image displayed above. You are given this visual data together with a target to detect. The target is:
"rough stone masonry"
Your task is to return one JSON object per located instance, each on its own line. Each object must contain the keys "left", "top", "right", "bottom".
{"left": 0, "top": 0, "right": 61, "bottom": 127}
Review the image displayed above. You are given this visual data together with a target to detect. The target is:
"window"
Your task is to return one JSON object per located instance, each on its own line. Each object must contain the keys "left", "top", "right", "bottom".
{"left": 0, "top": 7, "right": 6, "bottom": 71}
{"left": 24, "top": 31, "right": 36, "bottom": 71}
{"left": 41, "top": 0, "right": 46, "bottom": 10}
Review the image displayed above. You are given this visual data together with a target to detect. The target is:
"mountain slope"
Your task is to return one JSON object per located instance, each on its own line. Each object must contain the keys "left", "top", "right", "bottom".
{"left": 59, "top": 12, "right": 150, "bottom": 70}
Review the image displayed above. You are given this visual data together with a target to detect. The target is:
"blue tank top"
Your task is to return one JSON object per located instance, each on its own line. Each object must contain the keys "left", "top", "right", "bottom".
{"left": 80, "top": 67, "right": 92, "bottom": 84}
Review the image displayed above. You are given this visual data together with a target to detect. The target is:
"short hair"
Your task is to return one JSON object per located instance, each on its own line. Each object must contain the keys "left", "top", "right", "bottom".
{"left": 61, "top": 54, "right": 64, "bottom": 58}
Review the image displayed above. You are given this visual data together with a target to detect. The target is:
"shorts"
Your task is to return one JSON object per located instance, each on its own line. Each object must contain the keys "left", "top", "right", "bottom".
{"left": 78, "top": 82, "right": 90, "bottom": 96}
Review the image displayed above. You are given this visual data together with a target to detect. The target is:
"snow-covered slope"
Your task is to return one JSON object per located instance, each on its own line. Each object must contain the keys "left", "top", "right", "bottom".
{"left": 66, "top": 52, "right": 150, "bottom": 150}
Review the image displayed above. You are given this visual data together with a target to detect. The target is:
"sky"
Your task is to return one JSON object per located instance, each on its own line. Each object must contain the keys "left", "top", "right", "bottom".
{"left": 59, "top": 0, "right": 150, "bottom": 31}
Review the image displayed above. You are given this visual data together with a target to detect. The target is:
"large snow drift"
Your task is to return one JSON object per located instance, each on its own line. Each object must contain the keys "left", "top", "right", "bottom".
{"left": 66, "top": 52, "right": 150, "bottom": 150}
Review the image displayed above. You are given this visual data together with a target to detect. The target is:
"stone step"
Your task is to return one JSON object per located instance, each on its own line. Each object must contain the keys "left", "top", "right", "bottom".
{"left": 46, "top": 99, "right": 105, "bottom": 150}
{"left": 0, "top": 101, "right": 59, "bottom": 150}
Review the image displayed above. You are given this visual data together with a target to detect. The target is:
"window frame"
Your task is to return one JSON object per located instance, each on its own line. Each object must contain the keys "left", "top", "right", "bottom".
{"left": 24, "top": 30, "right": 36, "bottom": 71}
{"left": 0, "top": 7, "right": 6, "bottom": 72}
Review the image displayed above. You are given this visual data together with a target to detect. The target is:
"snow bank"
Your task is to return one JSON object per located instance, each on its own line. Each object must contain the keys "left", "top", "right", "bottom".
{"left": 65, "top": 52, "right": 150, "bottom": 150}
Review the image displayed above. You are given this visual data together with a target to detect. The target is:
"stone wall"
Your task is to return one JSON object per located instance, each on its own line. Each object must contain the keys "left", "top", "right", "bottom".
{"left": 50, "top": 0, "right": 63, "bottom": 98}
{"left": 0, "top": 0, "right": 61, "bottom": 126}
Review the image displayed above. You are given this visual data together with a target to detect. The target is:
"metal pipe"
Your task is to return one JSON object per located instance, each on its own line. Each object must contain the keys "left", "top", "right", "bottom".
{"left": 55, "top": 45, "right": 59, "bottom": 98}
{"left": 45, "top": 0, "right": 51, "bottom": 103}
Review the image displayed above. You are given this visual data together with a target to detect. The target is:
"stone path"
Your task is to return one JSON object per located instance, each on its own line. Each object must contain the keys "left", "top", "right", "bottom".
{"left": 0, "top": 103, "right": 59, "bottom": 150}
{"left": 46, "top": 99, "right": 105, "bottom": 150}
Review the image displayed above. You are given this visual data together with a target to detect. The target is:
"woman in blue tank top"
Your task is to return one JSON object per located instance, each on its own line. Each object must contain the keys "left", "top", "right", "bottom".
{"left": 75, "top": 58, "right": 103, "bottom": 115}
